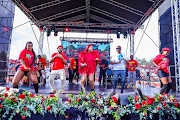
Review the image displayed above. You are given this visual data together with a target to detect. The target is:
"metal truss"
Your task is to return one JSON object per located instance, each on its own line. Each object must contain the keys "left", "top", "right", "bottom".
{"left": 28, "top": 0, "right": 70, "bottom": 13}
{"left": 85, "top": 0, "right": 90, "bottom": 23}
{"left": 39, "top": 6, "right": 86, "bottom": 22}
{"left": 38, "top": 30, "right": 45, "bottom": 56}
{"left": 130, "top": 33, "right": 134, "bottom": 56}
{"left": 171, "top": 0, "right": 180, "bottom": 92}
{"left": 60, "top": 37, "right": 113, "bottom": 43}
{"left": 101, "top": 0, "right": 144, "bottom": 16}
{"left": 135, "top": 0, "right": 165, "bottom": 30}
{"left": 90, "top": 14, "right": 116, "bottom": 24}
{"left": 57, "top": 28, "right": 117, "bottom": 34}
{"left": 38, "top": 22, "right": 138, "bottom": 29}
{"left": 11, "top": 0, "right": 39, "bottom": 26}
{"left": 0, "top": 0, "right": 14, "bottom": 15}
{"left": 90, "top": 6, "right": 135, "bottom": 24}
{"left": 60, "top": 14, "right": 86, "bottom": 22}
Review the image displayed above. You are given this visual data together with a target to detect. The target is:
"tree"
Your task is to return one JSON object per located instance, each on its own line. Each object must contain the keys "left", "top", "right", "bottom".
{"left": 42, "top": 54, "right": 48, "bottom": 61}
{"left": 147, "top": 58, "right": 154, "bottom": 65}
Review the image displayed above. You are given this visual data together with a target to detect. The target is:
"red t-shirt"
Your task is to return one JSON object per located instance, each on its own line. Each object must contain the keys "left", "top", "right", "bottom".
{"left": 69, "top": 59, "right": 76, "bottom": 70}
{"left": 126, "top": 60, "right": 138, "bottom": 71}
{"left": 153, "top": 54, "right": 169, "bottom": 74}
{"left": 51, "top": 53, "right": 66, "bottom": 70}
{"left": 38, "top": 57, "right": 46, "bottom": 67}
{"left": 18, "top": 49, "right": 35, "bottom": 71}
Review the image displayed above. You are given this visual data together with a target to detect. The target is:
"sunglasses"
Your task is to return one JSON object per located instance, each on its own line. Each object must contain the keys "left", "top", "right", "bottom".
{"left": 116, "top": 48, "right": 121, "bottom": 49}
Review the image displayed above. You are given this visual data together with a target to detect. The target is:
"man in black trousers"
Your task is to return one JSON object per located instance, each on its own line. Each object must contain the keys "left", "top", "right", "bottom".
{"left": 99, "top": 56, "right": 108, "bottom": 86}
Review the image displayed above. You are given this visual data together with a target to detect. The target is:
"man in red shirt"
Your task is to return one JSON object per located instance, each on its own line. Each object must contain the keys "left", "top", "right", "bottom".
{"left": 49, "top": 45, "right": 67, "bottom": 94}
{"left": 38, "top": 55, "right": 46, "bottom": 70}
{"left": 68, "top": 57, "right": 77, "bottom": 84}
{"left": 126, "top": 55, "right": 138, "bottom": 89}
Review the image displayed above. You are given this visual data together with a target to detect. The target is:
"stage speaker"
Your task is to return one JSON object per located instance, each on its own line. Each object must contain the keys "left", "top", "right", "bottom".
{"left": 18, "top": 89, "right": 25, "bottom": 94}
{"left": 119, "top": 91, "right": 137, "bottom": 106}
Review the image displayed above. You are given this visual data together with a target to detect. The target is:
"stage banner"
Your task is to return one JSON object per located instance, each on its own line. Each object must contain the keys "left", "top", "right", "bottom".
{"left": 61, "top": 41, "right": 110, "bottom": 81}
{"left": 61, "top": 41, "right": 110, "bottom": 61}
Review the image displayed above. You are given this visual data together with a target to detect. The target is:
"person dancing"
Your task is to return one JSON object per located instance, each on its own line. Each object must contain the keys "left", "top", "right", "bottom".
{"left": 79, "top": 44, "right": 100, "bottom": 92}
{"left": 152, "top": 47, "right": 172, "bottom": 94}
{"left": 49, "top": 45, "right": 67, "bottom": 94}
{"left": 12, "top": 41, "right": 38, "bottom": 94}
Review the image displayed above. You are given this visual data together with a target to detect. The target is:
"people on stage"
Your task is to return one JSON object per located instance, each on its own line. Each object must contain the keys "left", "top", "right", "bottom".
{"left": 49, "top": 45, "right": 67, "bottom": 94}
{"left": 12, "top": 41, "right": 38, "bottom": 94}
{"left": 126, "top": 55, "right": 138, "bottom": 89}
{"left": 79, "top": 44, "right": 100, "bottom": 92}
{"left": 99, "top": 56, "right": 109, "bottom": 86}
{"left": 39, "top": 62, "right": 51, "bottom": 85}
{"left": 110, "top": 45, "right": 128, "bottom": 94}
{"left": 68, "top": 57, "right": 77, "bottom": 84}
{"left": 38, "top": 55, "right": 46, "bottom": 70}
{"left": 74, "top": 56, "right": 79, "bottom": 82}
{"left": 152, "top": 47, "right": 172, "bottom": 94}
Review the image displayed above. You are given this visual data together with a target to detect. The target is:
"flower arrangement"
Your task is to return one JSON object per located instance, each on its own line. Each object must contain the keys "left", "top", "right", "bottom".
{"left": 0, "top": 87, "right": 69, "bottom": 120}
{"left": 67, "top": 91, "right": 126, "bottom": 120}
{"left": 0, "top": 87, "right": 180, "bottom": 120}
{"left": 128, "top": 93, "right": 180, "bottom": 120}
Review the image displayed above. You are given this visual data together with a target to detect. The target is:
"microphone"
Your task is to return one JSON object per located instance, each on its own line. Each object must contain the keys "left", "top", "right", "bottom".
{"left": 80, "top": 66, "right": 84, "bottom": 69}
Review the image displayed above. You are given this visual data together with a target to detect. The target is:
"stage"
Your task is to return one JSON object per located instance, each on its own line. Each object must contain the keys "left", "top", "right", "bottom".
{"left": 1, "top": 79, "right": 180, "bottom": 101}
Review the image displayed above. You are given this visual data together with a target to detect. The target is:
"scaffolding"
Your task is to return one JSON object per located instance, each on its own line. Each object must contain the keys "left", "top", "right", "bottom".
{"left": 171, "top": 0, "right": 180, "bottom": 91}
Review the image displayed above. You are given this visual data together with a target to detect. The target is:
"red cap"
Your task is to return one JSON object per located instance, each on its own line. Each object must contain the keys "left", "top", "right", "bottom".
{"left": 162, "top": 47, "right": 171, "bottom": 52}
{"left": 57, "top": 45, "right": 63, "bottom": 49}
{"left": 130, "top": 55, "right": 133, "bottom": 57}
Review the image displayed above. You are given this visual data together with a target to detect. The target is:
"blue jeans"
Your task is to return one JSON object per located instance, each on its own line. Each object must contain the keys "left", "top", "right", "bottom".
{"left": 128, "top": 71, "right": 136, "bottom": 85}
{"left": 113, "top": 70, "right": 126, "bottom": 92}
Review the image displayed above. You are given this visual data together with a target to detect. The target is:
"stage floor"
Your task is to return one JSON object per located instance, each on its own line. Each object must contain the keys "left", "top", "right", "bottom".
{"left": 1, "top": 79, "right": 180, "bottom": 101}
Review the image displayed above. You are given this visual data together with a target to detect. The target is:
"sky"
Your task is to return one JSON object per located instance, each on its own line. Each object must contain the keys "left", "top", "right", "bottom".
{"left": 10, "top": 6, "right": 160, "bottom": 61}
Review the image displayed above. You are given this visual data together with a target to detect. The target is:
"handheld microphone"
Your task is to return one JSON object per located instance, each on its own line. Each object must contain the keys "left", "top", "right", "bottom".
{"left": 80, "top": 66, "right": 84, "bottom": 69}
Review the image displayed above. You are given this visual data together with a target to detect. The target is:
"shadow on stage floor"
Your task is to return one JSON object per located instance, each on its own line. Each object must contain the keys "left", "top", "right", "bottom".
{"left": 1, "top": 79, "right": 180, "bottom": 102}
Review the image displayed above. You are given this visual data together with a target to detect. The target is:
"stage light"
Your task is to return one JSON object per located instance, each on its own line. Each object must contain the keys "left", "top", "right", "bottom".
{"left": 65, "top": 27, "right": 69, "bottom": 32}
{"left": 39, "top": 26, "right": 43, "bottom": 31}
{"left": 47, "top": 30, "right": 51, "bottom": 37}
{"left": 117, "top": 29, "right": 121, "bottom": 38}
{"left": 54, "top": 31, "right": 58, "bottom": 36}
{"left": 131, "top": 28, "right": 134, "bottom": 34}
{"left": 51, "top": 26, "right": 56, "bottom": 32}
{"left": 123, "top": 33, "right": 127, "bottom": 39}
{"left": 107, "top": 30, "right": 110, "bottom": 34}
{"left": 3, "top": 27, "right": 8, "bottom": 31}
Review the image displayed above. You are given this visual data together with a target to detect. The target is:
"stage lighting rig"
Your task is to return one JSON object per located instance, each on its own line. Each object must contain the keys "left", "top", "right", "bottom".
{"left": 47, "top": 30, "right": 51, "bottom": 37}
{"left": 123, "top": 32, "right": 127, "bottom": 39}
{"left": 39, "top": 26, "right": 43, "bottom": 31}
{"left": 117, "top": 29, "right": 121, "bottom": 38}
{"left": 65, "top": 27, "right": 69, "bottom": 32}
{"left": 130, "top": 28, "right": 134, "bottom": 34}
{"left": 107, "top": 30, "right": 110, "bottom": 34}
{"left": 54, "top": 31, "right": 58, "bottom": 36}
{"left": 51, "top": 26, "right": 56, "bottom": 32}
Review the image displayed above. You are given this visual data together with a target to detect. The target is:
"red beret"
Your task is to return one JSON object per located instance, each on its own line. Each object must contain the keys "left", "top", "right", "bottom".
{"left": 162, "top": 47, "right": 171, "bottom": 52}
{"left": 57, "top": 45, "right": 63, "bottom": 49}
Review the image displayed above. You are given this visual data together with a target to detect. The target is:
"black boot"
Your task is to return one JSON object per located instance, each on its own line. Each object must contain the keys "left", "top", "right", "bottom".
{"left": 33, "top": 83, "right": 38, "bottom": 94}
{"left": 160, "top": 84, "right": 168, "bottom": 94}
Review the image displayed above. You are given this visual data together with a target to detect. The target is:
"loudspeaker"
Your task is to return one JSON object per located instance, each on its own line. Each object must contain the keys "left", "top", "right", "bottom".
{"left": 119, "top": 92, "right": 137, "bottom": 106}
{"left": 18, "top": 89, "right": 25, "bottom": 94}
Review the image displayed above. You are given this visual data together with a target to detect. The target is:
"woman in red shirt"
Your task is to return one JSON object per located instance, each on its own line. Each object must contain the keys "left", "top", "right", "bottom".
{"left": 152, "top": 47, "right": 172, "bottom": 94}
{"left": 79, "top": 44, "right": 100, "bottom": 92}
{"left": 12, "top": 41, "right": 38, "bottom": 94}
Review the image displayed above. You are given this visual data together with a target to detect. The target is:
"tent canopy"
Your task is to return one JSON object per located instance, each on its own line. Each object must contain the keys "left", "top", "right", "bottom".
{"left": 12, "top": 0, "right": 164, "bottom": 34}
